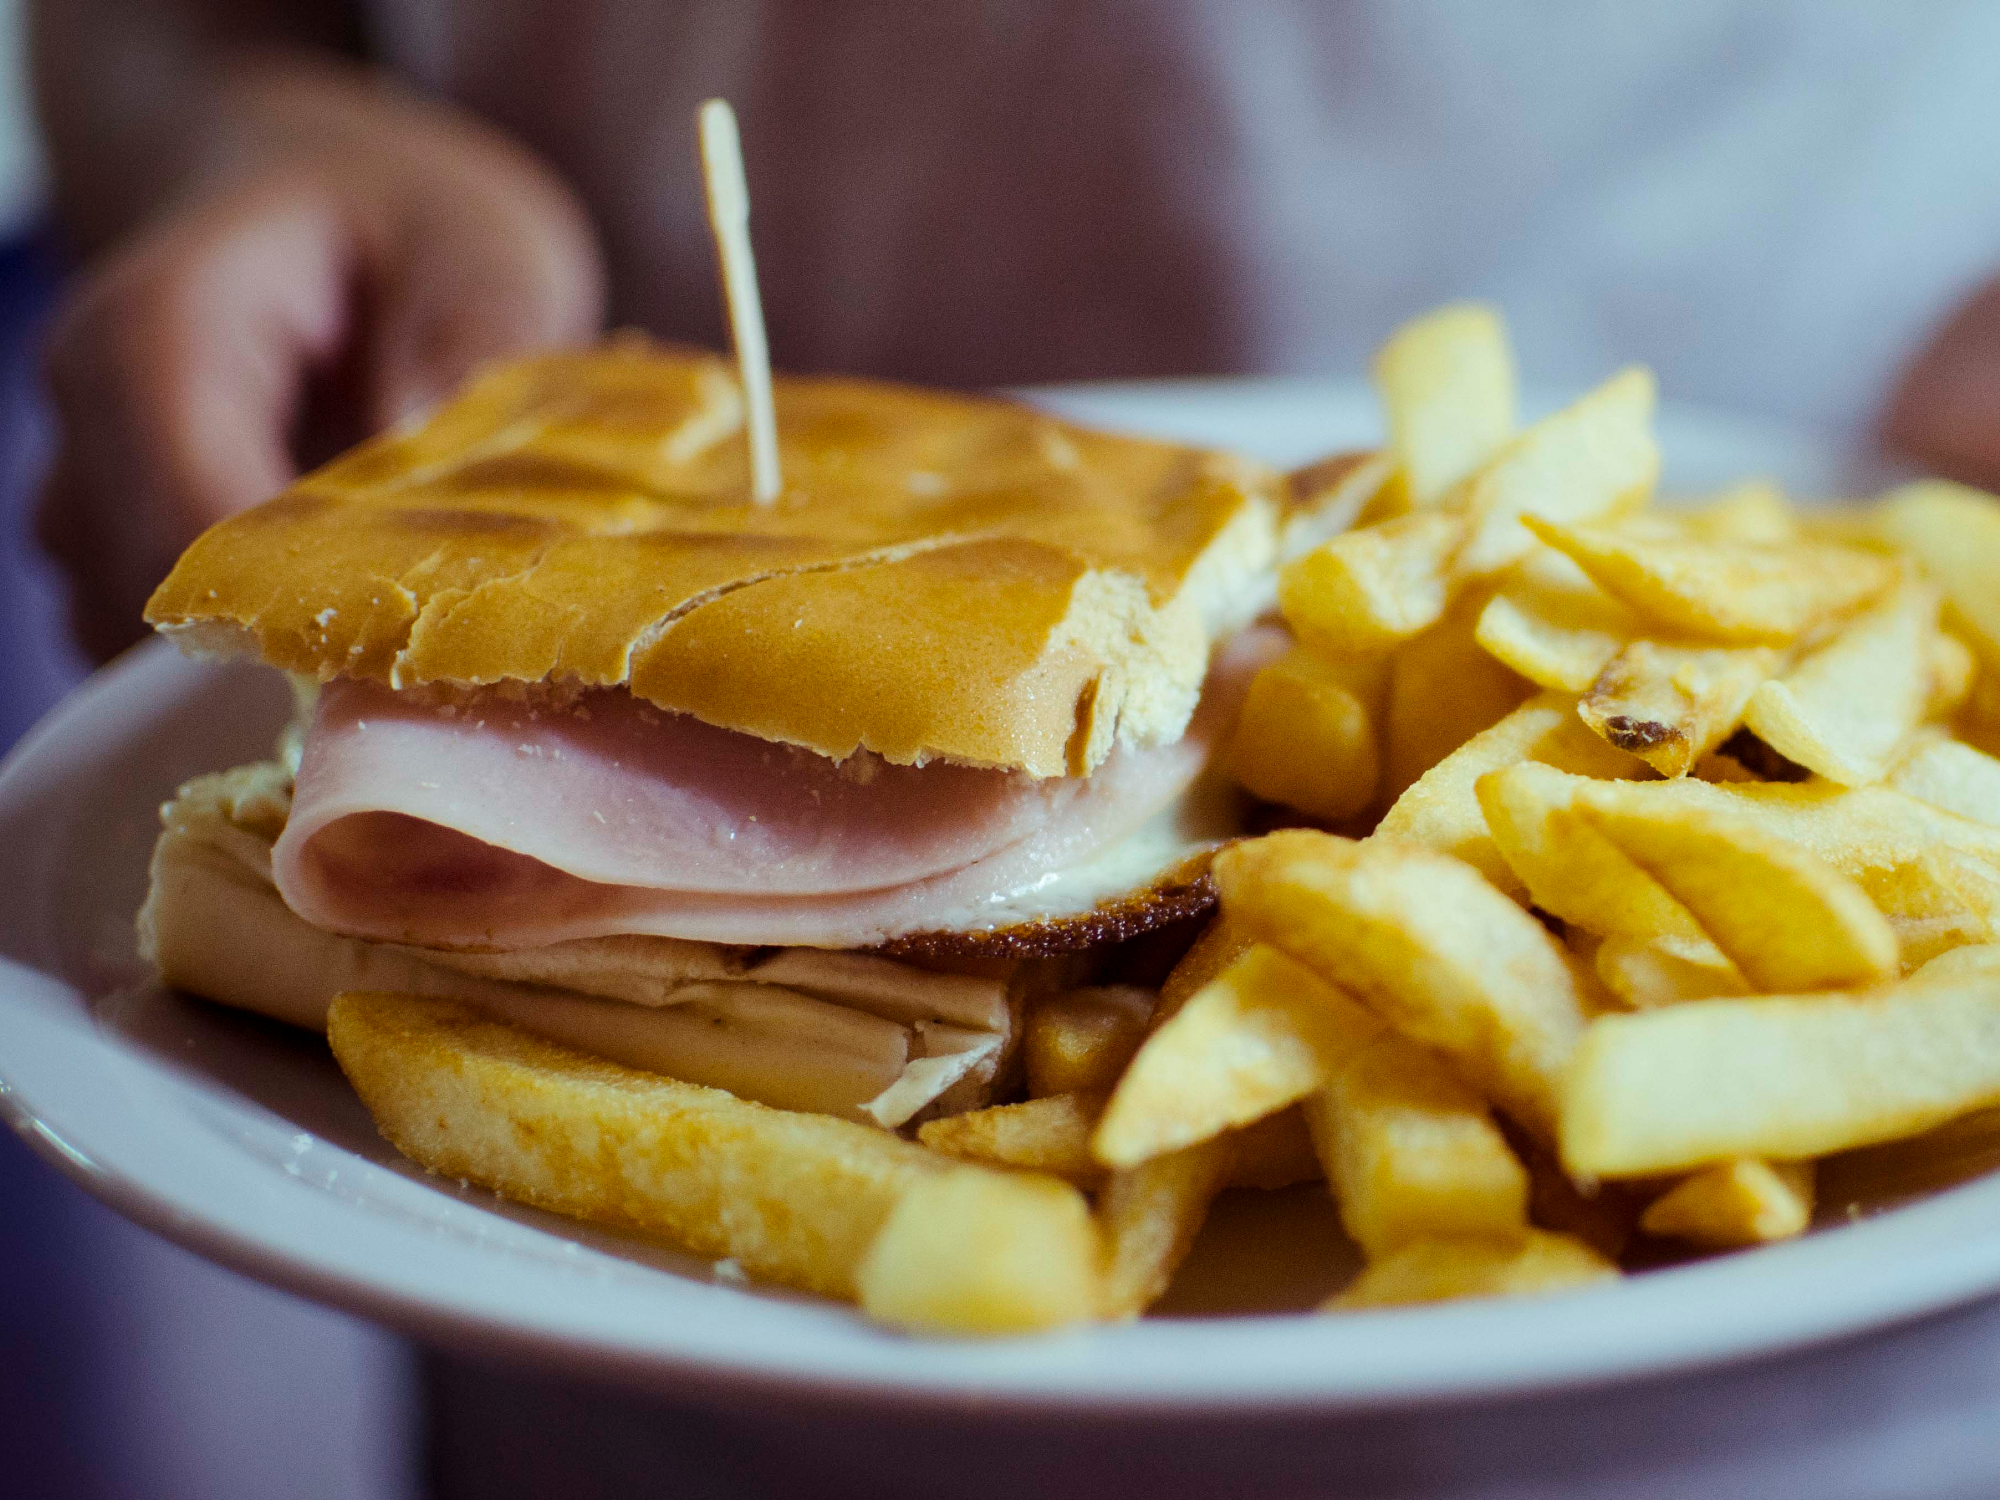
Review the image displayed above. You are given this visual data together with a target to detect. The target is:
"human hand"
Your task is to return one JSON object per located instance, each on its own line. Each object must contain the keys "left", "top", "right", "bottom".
{"left": 1885, "top": 276, "right": 2000, "bottom": 495}
{"left": 38, "top": 62, "right": 605, "bottom": 659}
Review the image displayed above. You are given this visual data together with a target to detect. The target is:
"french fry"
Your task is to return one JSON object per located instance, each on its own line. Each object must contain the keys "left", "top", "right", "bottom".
{"left": 1478, "top": 760, "right": 1710, "bottom": 944}
{"left": 1450, "top": 367, "right": 1659, "bottom": 576}
{"left": 919, "top": 1092, "right": 1104, "bottom": 1187}
{"left": 1226, "top": 645, "right": 1382, "bottom": 821}
{"left": 856, "top": 1167, "right": 1099, "bottom": 1334}
{"left": 1577, "top": 794, "right": 1900, "bottom": 992}
{"left": 1475, "top": 549, "right": 1638, "bottom": 692}
{"left": 1563, "top": 775, "right": 2000, "bottom": 893}
{"left": 1890, "top": 732, "right": 2000, "bottom": 828}
{"left": 1023, "top": 985, "right": 1154, "bottom": 1099}
{"left": 1639, "top": 1159, "right": 1814, "bottom": 1247}
{"left": 1156, "top": 910, "right": 1256, "bottom": 1021}
{"left": 1087, "top": 936, "right": 1332, "bottom": 1318}
{"left": 1382, "top": 591, "right": 1534, "bottom": 804}
{"left": 1375, "top": 691, "right": 1640, "bottom": 897}
{"left": 1592, "top": 932, "right": 1750, "bottom": 1009}
{"left": 1526, "top": 515, "right": 1898, "bottom": 645}
{"left": 922, "top": 1091, "right": 1320, "bottom": 1193}
{"left": 328, "top": 992, "right": 947, "bottom": 1301}
{"left": 1868, "top": 480, "right": 2000, "bottom": 671}
{"left": 1214, "top": 831, "right": 1591, "bottom": 1139}
{"left": 1561, "top": 967, "right": 2000, "bottom": 1176}
{"left": 1742, "top": 575, "right": 1940, "bottom": 786}
{"left": 1092, "top": 945, "right": 1383, "bottom": 1169}
{"left": 1579, "top": 638, "right": 1782, "bottom": 778}
{"left": 1328, "top": 1230, "right": 1618, "bottom": 1309}
{"left": 1930, "top": 631, "right": 1978, "bottom": 718}
{"left": 1678, "top": 481, "right": 1797, "bottom": 545}
{"left": 1856, "top": 849, "right": 2000, "bottom": 970}
{"left": 1917, "top": 943, "right": 2000, "bottom": 980}
{"left": 1373, "top": 302, "right": 1517, "bottom": 509}
{"left": 1303, "top": 1030, "right": 1530, "bottom": 1257}
{"left": 1278, "top": 511, "right": 1460, "bottom": 653}
{"left": 1285, "top": 450, "right": 1396, "bottom": 549}
{"left": 1095, "top": 1137, "right": 1235, "bottom": 1319}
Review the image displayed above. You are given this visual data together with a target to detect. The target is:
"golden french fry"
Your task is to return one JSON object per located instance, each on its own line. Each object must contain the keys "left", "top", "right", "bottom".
{"left": 1285, "top": 450, "right": 1396, "bottom": 549}
{"left": 1525, "top": 515, "right": 1898, "bottom": 644}
{"left": 1214, "top": 831, "right": 1591, "bottom": 1138}
{"left": 918, "top": 1092, "right": 1105, "bottom": 1187}
{"left": 1573, "top": 775, "right": 2000, "bottom": 895}
{"left": 1869, "top": 480, "right": 2000, "bottom": 671}
{"left": 1092, "top": 945, "right": 1383, "bottom": 1169}
{"left": 1157, "top": 911, "right": 1255, "bottom": 1023}
{"left": 1678, "top": 481, "right": 1797, "bottom": 544}
{"left": 327, "top": 992, "right": 947, "bottom": 1301}
{"left": 921, "top": 1091, "right": 1319, "bottom": 1194}
{"left": 1561, "top": 968, "right": 2000, "bottom": 1176}
{"left": 1577, "top": 793, "right": 1899, "bottom": 992}
{"left": 1742, "top": 575, "right": 1940, "bottom": 786}
{"left": 1593, "top": 932, "right": 1750, "bottom": 1009}
{"left": 1917, "top": 943, "right": 2000, "bottom": 980}
{"left": 1303, "top": 1030, "right": 1529, "bottom": 1258}
{"left": 1023, "top": 985, "right": 1154, "bottom": 1099}
{"left": 1095, "top": 1136, "right": 1235, "bottom": 1319}
{"left": 1639, "top": 1159, "right": 1814, "bottom": 1247}
{"left": 1327, "top": 1230, "right": 1618, "bottom": 1309}
{"left": 1890, "top": 733, "right": 2000, "bottom": 828}
{"left": 1382, "top": 591, "right": 1534, "bottom": 804}
{"left": 1929, "top": 631, "right": 1977, "bottom": 718}
{"left": 1278, "top": 511, "right": 1461, "bottom": 654}
{"left": 1375, "top": 691, "right": 1640, "bottom": 897}
{"left": 1474, "top": 548, "right": 1638, "bottom": 692}
{"left": 1450, "top": 367, "right": 1659, "bottom": 577}
{"left": 1857, "top": 849, "right": 2000, "bottom": 970}
{"left": 1579, "top": 638, "right": 1782, "bottom": 777}
{"left": 1477, "top": 760, "right": 1708, "bottom": 944}
{"left": 856, "top": 1167, "right": 1099, "bottom": 1335}
{"left": 1373, "top": 302, "right": 1517, "bottom": 509}
{"left": 1226, "top": 646, "right": 1382, "bottom": 821}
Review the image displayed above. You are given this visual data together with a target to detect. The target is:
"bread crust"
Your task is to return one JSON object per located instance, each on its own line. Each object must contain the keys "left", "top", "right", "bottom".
{"left": 147, "top": 339, "right": 1283, "bottom": 776}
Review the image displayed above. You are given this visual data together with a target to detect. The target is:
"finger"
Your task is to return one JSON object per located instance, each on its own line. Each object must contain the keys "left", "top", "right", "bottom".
{"left": 41, "top": 177, "right": 355, "bottom": 654}
{"left": 368, "top": 162, "right": 604, "bottom": 428}
{"left": 1884, "top": 277, "right": 2000, "bottom": 492}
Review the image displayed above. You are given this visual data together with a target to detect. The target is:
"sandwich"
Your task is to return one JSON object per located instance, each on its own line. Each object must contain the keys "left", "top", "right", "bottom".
{"left": 137, "top": 338, "right": 1356, "bottom": 1129}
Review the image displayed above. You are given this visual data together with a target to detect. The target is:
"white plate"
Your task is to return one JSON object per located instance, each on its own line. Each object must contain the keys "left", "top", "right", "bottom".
{"left": 2, "top": 379, "right": 1990, "bottom": 1416}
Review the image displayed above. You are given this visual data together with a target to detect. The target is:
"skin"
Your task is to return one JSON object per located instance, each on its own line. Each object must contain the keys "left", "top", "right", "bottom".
{"left": 30, "top": 1, "right": 605, "bottom": 658}
{"left": 27, "top": 2, "right": 2000, "bottom": 660}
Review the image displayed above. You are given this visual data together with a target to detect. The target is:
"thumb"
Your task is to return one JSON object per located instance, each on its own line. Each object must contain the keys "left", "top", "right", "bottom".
{"left": 367, "top": 165, "right": 605, "bottom": 429}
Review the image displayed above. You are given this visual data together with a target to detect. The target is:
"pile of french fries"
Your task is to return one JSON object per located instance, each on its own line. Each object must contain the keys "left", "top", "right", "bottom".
{"left": 327, "top": 305, "right": 2000, "bottom": 1335}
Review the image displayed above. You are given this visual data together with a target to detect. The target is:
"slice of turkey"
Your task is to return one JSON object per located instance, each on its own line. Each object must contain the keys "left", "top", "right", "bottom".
{"left": 272, "top": 629, "right": 1279, "bottom": 950}
{"left": 140, "top": 764, "right": 1045, "bottom": 1126}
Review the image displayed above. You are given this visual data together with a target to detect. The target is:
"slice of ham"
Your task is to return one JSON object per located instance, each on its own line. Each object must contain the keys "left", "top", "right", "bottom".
{"left": 273, "top": 629, "right": 1280, "bottom": 950}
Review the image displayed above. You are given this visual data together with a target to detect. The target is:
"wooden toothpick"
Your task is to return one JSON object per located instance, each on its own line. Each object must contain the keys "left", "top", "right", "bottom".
{"left": 698, "top": 98, "right": 781, "bottom": 505}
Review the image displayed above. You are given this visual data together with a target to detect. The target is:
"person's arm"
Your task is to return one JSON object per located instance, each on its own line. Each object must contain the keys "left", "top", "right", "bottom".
{"left": 30, "top": 0, "right": 606, "bottom": 658}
